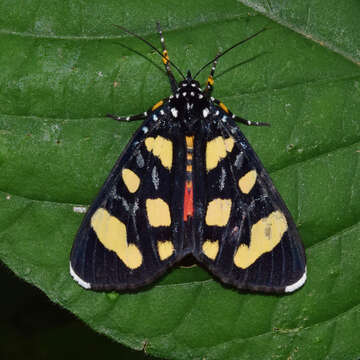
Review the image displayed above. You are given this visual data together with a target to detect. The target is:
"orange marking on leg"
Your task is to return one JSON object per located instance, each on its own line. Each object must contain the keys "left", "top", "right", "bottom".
{"left": 219, "top": 102, "right": 229, "bottom": 113}
{"left": 152, "top": 100, "right": 164, "bottom": 110}
{"left": 183, "top": 181, "right": 194, "bottom": 221}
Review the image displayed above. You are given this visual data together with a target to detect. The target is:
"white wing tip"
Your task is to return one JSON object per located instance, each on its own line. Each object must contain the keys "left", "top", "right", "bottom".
{"left": 70, "top": 262, "right": 91, "bottom": 289}
{"left": 285, "top": 267, "right": 307, "bottom": 293}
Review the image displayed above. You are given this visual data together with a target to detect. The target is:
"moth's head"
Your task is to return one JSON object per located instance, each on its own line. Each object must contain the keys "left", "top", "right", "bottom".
{"left": 169, "top": 73, "right": 210, "bottom": 132}
{"left": 177, "top": 71, "right": 201, "bottom": 89}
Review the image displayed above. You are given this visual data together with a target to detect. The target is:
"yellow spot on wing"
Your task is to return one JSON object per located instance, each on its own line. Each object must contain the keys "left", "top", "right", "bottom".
{"left": 224, "top": 137, "right": 234, "bottom": 152}
{"left": 205, "top": 198, "right": 232, "bottom": 226}
{"left": 233, "top": 211, "right": 288, "bottom": 269}
{"left": 157, "top": 240, "right": 174, "bottom": 260}
{"left": 238, "top": 170, "right": 257, "bottom": 194}
{"left": 146, "top": 198, "right": 171, "bottom": 227}
{"left": 206, "top": 136, "right": 234, "bottom": 171}
{"left": 152, "top": 99, "right": 164, "bottom": 110}
{"left": 91, "top": 208, "right": 142, "bottom": 269}
{"left": 122, "top": 168, "right": 140, "bottom": 193}
{"left": 202, "top": 240, "right": 219, "bottom": 260}
{"left": 145, "top": 136, "right": 173, "bottom": 170}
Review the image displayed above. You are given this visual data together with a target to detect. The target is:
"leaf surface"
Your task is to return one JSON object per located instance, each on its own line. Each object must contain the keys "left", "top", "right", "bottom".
{"left": 0, "top": 0, "right": 359, "bottom": 359}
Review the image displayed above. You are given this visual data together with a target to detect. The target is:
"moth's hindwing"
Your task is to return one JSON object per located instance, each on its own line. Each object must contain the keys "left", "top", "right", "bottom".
{"left": 192, "top": 109, "right": 306, "bottom": 293}
{"left": 70, "top": 107, "right": 187, "bottom": 290}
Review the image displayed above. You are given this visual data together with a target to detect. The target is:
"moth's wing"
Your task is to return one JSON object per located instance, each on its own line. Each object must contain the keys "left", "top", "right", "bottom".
{"left": 193, "top": 115, "right": 306, "bottom": 293}
{"left": 70, "top": 110, "right": 187, "bottom": 290}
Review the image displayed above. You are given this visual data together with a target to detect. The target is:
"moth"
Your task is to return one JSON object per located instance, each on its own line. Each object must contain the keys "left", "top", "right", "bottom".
{"left": 70, "top": 24, "right": 306, "bottom": 293}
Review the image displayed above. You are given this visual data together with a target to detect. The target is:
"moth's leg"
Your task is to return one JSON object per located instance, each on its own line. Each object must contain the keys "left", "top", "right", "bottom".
{"left": 107, "top": 96, "right": 170, "bottom": 122}
{"left": 157, "top": 22, "right": 177, "bottom": 93}
{"left": 106, "top": 112, "right": 147, "bottom": 122}
{"left": 212, "top": 98, "right": 270, "bottom": 126}
{"left": 232, "top": 114, "right": 270, "bottom": 127}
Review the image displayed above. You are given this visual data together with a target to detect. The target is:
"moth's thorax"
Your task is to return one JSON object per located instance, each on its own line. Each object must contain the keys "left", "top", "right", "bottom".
{"left": 168, "top": 79, "right": 211, "bottom": 131}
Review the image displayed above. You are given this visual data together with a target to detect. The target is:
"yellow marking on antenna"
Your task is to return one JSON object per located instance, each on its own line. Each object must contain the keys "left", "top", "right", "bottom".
{"left": 162, "top": 49, "right": 169, "bottom": 65}
{"left": 207, "top": 76, "right": 214, "bottom": 86}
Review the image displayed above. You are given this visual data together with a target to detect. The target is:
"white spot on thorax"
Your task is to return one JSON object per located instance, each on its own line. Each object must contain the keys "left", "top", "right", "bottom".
{"left": 171, "top": 108, "right": 178, "bottom": 118}
{"left": 142, "top": 126, "right": 149, "bottom": 133}
{"left": 203, "top": 108, "right": 210, "bottom": 118}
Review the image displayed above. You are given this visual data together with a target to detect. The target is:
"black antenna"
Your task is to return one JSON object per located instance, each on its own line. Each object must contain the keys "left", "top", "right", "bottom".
{"left": 113, "top": 24, "right": 185, "bottom": 80}
{"left": 193, "top": 28, "right": 267, "bottom": 80}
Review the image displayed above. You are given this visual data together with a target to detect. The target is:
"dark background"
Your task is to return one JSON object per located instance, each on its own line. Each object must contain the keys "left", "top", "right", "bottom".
{"left": 0, "top": 262, "right": 158, "bottom": 360}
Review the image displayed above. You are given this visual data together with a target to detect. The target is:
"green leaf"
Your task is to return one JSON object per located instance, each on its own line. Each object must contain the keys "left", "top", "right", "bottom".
{"left": 1, "top": 1, "right": 359, "bottom": 359}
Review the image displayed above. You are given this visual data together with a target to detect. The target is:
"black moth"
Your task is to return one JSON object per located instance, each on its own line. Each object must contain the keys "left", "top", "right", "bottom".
{"left": 70, "top": 23, "right": 306, "bottom": 293}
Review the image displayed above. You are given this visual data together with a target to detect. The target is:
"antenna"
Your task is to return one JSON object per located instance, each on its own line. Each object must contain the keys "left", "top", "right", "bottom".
{"left": 113, "top": 24, "right": 185, "bottom": 80}
{"left": 193, "top": 28, "right": 267, "bottom": 80}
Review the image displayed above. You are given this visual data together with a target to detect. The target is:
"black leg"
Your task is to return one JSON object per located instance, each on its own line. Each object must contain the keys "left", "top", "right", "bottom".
{"left": 157, "top": 22, "right": 177, "bottom": 93}
{"left": 212, "top": 98, "right": 270, "bottom": 126}
{"left": 232, "top": 115, "right": 270, "bottom": 127}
